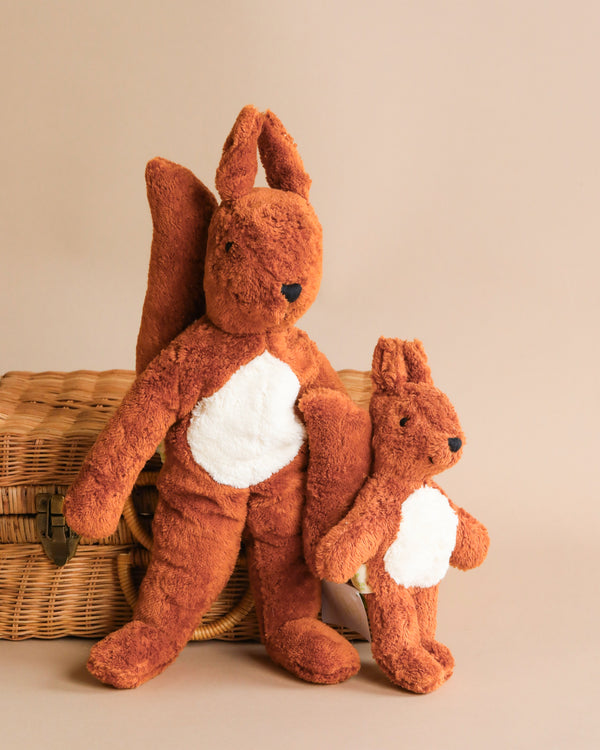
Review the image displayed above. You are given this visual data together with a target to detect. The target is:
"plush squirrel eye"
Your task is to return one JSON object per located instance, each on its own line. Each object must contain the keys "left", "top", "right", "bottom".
{"left": 224, "top": 241, "right": 233, "bottom": 253}
{"left": 399, "top": 417, "right": 410, "bottom": 427}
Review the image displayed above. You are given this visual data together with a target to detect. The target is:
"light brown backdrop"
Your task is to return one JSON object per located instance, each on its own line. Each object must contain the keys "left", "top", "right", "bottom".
{"left": 1, "top": 1, "right": 598, "bottom": 748}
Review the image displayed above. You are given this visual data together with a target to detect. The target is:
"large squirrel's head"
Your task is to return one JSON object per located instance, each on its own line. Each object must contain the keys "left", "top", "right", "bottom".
{"left": 204, "top": 106, "right": 322, "bottom": 334}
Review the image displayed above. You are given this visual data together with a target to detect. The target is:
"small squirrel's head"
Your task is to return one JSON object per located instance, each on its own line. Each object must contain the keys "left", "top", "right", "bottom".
{"left": 369, "top": 338, "right": 465, "bottom": 481}
{"left": 204, "top": 106, "right": 322, "bottom": 334}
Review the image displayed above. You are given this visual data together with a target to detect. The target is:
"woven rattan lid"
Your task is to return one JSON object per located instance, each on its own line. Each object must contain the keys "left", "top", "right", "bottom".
{"left": 0, "top": 368, "right": 370, "bottom": 489}
{"left": 0, "top": 370, "right": 162, "bottom": 487}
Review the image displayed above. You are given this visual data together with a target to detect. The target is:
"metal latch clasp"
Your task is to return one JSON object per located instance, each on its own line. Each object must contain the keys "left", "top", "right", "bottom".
{"left": 35, "top": 493, "right": 80, "bottom": 566}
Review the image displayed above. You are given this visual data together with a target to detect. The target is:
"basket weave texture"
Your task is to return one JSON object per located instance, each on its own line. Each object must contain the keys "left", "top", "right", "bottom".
{"left": 0, "top": 368, "right": 372, "bottom": 641}
{"left": 0, "top": 545, "right": 132, "bottom": 639}
{"left": 0, "top": 370, "right": 162, "bottom": 486}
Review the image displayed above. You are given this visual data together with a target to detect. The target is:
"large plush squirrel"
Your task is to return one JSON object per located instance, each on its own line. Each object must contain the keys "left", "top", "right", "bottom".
{"left": 64, "top": 106, "right": 367, "bottom": 688}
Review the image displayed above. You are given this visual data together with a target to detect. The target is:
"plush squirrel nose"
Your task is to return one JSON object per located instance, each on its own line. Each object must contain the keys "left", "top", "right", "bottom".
{"left": 448, "top": 437, "right": 462, "bottom": 453}
{"left": 281, "top": 284, "right": 302, "bottom": 303}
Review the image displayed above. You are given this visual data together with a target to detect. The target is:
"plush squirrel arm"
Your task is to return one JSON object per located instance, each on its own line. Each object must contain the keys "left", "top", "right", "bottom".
{"left": 64, "top": 345, "right": 181, "bottom": 539}
{"left": 424, "top": 480, "right": 489, "bottom": 570}
{"left": 449, "top": 503, "right": 490, "bottom": 570}
{"left": 314, "top": 478, "right": 388, "bottom": 583}
{"left": 306, "top": 349, "right": 352, "bottom": 392}
{"left": 299, "top": 383, "right": 372, "bottom": 577}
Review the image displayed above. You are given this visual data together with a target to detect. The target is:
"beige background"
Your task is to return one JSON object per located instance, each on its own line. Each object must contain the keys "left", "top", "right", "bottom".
{"left": 1, "top": 1, "right": 599, "bottom": 748}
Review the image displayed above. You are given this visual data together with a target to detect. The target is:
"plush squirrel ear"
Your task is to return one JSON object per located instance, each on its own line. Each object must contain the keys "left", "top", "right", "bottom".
{"left": 136, "top": 157, "right": 217, "bottom": 374}
{"left": 402, "top": 340, "right": 434, "bottom": 385}
{"left": 257, "top": 110, "right": 311, "bottom": 200}
{"left": 371, "top": 337, "right": 408, "bottom": 393}
{"left": 215, "top": 105, "right": 264, "bottom": 201}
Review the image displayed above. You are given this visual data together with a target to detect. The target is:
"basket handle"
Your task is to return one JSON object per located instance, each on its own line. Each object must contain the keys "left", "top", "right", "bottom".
{"left": 116, "top": 550, "right": 255, "bottom": 641}
{"left": 122, "top": 494, "right": 153, "bottom": 550}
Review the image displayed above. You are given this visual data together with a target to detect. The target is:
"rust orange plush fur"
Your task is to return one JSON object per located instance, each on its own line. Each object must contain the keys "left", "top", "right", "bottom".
{"left": 136, "top": 158, "right": 217, "bottom": 374}
{"left": 312, "top": 338, "right": 489, "bottom": 693}
{"left": 64, "top": 105, "right": 366, "bottom": 688}
{"left": 299, "top": 388, "right": 372, "bottom": 576}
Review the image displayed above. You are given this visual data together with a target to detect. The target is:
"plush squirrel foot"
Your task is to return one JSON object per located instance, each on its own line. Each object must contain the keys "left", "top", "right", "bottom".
{"left": 422, "top": 639, "right": 455, "bottom": 680}
{"left": 375, "top": 645, "right": 448, "bottom": 694}
{"left": 87, "top": 621, "right": 180, "bottom": 689}
{"left": 265, "top": 617, "right": 360, "bottom": 684}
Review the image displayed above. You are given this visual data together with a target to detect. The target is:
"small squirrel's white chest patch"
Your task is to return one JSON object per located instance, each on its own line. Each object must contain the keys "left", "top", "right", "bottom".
{"left": 383, "top": 485, "right": 458, "bottom": 588}
{"left": 186, "top": 351, "right": 306, "bottom": 489}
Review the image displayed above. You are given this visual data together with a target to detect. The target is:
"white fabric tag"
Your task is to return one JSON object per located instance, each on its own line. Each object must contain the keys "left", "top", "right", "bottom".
{"left": 321, "top": 580, "right": 371, "bottom": 642}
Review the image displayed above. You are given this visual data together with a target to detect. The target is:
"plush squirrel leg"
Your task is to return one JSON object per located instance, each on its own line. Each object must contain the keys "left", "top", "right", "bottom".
{"left": 246, "top": 454, "right": 360, "bottom": 685}
{"left": 88, "top": 462, "right": 248, "bottom": 689}
{"left": 412, "top": 585, "right": 454, "bottom": 680}
{"left": 367, "top": 572, "right": 447, "bottom": 694}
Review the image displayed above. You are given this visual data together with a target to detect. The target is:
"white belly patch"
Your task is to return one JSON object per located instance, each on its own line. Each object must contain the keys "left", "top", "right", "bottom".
{"left": 186, "top": 351, "right": 306, "bottom": 489}
{"left": 383, "top": 485, "right": 458, "bottom": 588}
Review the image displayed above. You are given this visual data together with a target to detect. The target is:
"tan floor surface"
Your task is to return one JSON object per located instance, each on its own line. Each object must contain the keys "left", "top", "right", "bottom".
{"left": 2, "top": 538, "right": 596, "bottom": 750}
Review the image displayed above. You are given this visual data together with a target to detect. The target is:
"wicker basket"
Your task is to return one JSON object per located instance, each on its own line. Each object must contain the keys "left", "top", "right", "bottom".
{"left": 0, "top": 368, "right": 372, "bottom": 641}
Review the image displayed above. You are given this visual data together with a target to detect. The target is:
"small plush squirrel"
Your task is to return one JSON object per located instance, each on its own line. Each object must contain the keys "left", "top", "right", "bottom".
{"left": 312, "top": 338, "right": 489, "bottom": 693}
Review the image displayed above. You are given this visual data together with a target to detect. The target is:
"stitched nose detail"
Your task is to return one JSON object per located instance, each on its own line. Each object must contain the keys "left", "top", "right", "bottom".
{"left": 448, "top": 437, "right": 462, "bottom": 453}
{"left": 281, "top": 284, "right": 302, "bottom": 303}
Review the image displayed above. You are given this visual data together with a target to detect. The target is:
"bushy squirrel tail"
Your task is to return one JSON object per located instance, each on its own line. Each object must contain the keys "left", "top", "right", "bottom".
{"left": 136, "top": 157, "right": 217, "bottom": 375}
